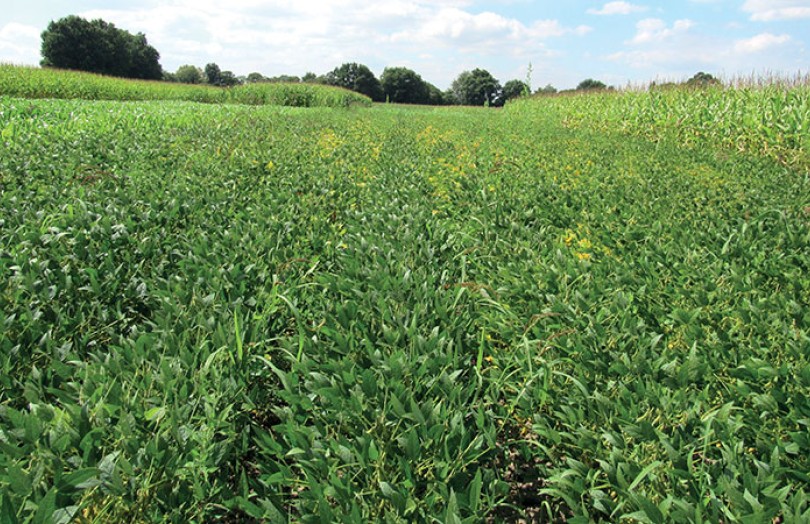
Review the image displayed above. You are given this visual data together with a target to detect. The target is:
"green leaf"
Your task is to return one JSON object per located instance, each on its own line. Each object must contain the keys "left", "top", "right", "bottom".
{"left": 0, "top": 493, "right": 19, "bottom": 524}
{"left": 468, "top": 469, "right": 483, "bottom": 513}
{"left": 6, "top": 465, "right": 30, "bottom": 496}
{"left": 57, "top": 468, "right": 100, "bottom": 492}
{"left": 234, "top": 311, "right": 244, "bottom": 363}
{"left": 32, "top": 487, "right": 57, "bottom": 524}
{"left": 379, "top": 482, "right": 396, "bottom": 498}
{"left": 52, "top": 506, "right": 79, "bottom": 524}
{"left": 368, "top": 440, "right": 379, "bottom": 462}
{"left": 144, "top": 406, "right": 165, "bottom": 422}
{"left": 628, "top": 461, "right": 662, "bottom": 492}
{"left": 445, "top": 489, "right": 462, "bottom": 524}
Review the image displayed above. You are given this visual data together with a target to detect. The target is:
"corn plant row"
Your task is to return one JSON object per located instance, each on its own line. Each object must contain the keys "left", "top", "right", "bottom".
{"left": 512, "top": 83, "right": 810, "bottom": 170}
{"left": 0, "top": 64, "right": 371, "bottom": 108}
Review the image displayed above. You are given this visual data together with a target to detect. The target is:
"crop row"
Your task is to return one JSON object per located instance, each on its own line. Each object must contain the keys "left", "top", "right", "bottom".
{"left": 514, "top": 82, "right": 810, "bottom": 170}
{"left": 0, "top": 65, "right": 371, "bottom": 108}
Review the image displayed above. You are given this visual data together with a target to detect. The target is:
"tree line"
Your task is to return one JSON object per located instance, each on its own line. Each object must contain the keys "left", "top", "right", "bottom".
{"left": 38, "top": 15, "right": 555, "bottom": 106}
{"left": 164, "top": 62, "right": 537, "bottom": 106}
{"left": 39, "top": 15, "right": 718, "bottom": 107}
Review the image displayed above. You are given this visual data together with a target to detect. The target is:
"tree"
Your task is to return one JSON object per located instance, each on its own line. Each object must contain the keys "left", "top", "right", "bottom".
{"left": 126, "top": 32, "right": 162, "bottom": 80}
{"left": 576, "top": 78, "right": 607, "bottom": 91}
{"left": 204, "top": 63, "right": 222, "bottom": 86}
{"left": 426, "top": 83, "right": 445, "bottom": 106}
{"left": 502, "top": 79, "right": 529, "bottom": 103}
{"left": 536, "top": 84, "right": 557, "bottom": 95}
{"left": 266, "top": 74, "right": 301, "bottom": 83}
{"left": 218, "top": 70, "right": 241, "bottom": 87}
{"left": 40, "top": 15, "right": 162, "bottom": 80}
{"left": 451, "top": 69, "right": 501, "bottom": 106}
{"left": 302, "top": 72, "right": 318, "bottom": 83}
{"left": 325, "top": 63, "right": 384, "bottom": 101}
{"left": 686, "top": 71, "right": 720, "bottom": 88}
{"left": 246, "top": 72, "right": 267, "bottom": 83}
{"left": 176, "top": 64, "right": 204, "bottom": 84}
{"left": 380, "top": 67, "right": 429, "bottom": 104}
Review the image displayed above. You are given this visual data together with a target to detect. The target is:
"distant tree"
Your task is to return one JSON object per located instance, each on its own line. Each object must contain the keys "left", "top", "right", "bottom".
{"left": 219, "top": 70, "right": 241, "bottom": 87}
{"left": 451, "top": 69, "right": 501, "bottom": 106}
{"left": 325, "top": 63, "right": 384, "bottom": 101}
{"left": 502, "top": 79, "right": 529, "bottom": 103}
{"left": 302, "top": 72, "right": 318, "bottom": 83}
{"left": 204, "top": 63, "right": 222, "bottom": 86}
{"left": 686, "top": 71, "right": 720, "bottom": 88}
{"left": 576, "top": 78, "right": 607, "bottom": 91}
{"left": 649, "top": 80, "right": 678, "bottom": 91}
{"left": 425, "top": 83, "right": 445, "bottom": 105}
{"left": 267, "top": 74, "right": 301, "bottom": 83}
{"left": 176, "top": 64, "right": 204, "bottom": 84}
{"left": 443, "top": 87, "right": 460, "bottom": 105}
{"left": 246, "top": 72, "right": 267, "bottom": 83}
{"left": 536, "top": 84, "right": 558, "bottom": 95}
{"left": 40, "top": 15, "right": 162, "bottom": 79}
{"left": 380, "top": 67, "right": 429, "bottom": 104}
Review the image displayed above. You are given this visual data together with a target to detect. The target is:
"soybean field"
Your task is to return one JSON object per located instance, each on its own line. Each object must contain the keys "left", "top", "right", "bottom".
{"left": 1, "top": 74, "right": 809, "bottom": 523}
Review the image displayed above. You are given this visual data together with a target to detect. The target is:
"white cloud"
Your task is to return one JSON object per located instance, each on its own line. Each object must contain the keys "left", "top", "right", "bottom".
{"left": 79, "top": 1, "right": 590, "bottom": 87}
{"left": 628, "top": 18, "right": 694, "bottom": 45}
{"left": 587, "top": 2, "right": 647, "bottom": 16}
{"left": 0, "top": 23, "right": 40, "bottom": 65}
{"left": 742, "top": 0, "right": 810, "bottom": 21}
{"left": 394, "top": 8, "right": 590, "bottom": 44}
{"left": 608, "top": 22, "right": 798, "bottom": 80}
{"left": 734, "top": 32, "right": 791, "bottom": 53}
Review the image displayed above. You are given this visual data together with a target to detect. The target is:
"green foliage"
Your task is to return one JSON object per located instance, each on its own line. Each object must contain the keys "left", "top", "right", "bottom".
{"left": 325, "top": 62, "right": 384, "bottom": 102}
{"left": 686, "top": 71, "right": 721, "bottom": 88}
{"left": 204, "top": 62, "right": 239, "bottom": 87}
{"left": 501, "top": 79, "right": 529, "bottom": 103}
{"left": 174, "top": 65, "right": 204, "bottom": 85}
{"left": 40, "top": 15, "right": 162, "bottom": 80}
{"left": 522, "top": 80, "right": 810, "bottom": 170}
{"left": 0, "top": 64, "right": 371, "bottom": 107}
{"left": 380, "top": 67, "right": 430, "bottom": 105}
{"left": 451, "top": 69, "right": 502, "bottom": 107}
{"left": 536, "top": 84, "right": 558, "bottom": 96}
{"left": 1, "top": 78, "right": 808, "bottom": 522}
{"left": 576, "top": 78, "right": 608, "bottom": 91}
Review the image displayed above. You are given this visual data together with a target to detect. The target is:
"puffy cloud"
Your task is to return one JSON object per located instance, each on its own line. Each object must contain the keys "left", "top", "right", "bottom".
{"left": 79, "top": 1, "right": 590, "bottom": 86}
{"left": 742, "top": 0, "right": 810, "bottom": 21}
{"left": 587, "top": 2, "right": 647, "bottom": 16}
{"left": 734, "top": 32, "right": 792, "bottom": 53}
{"left": 393, "top": 8, "right": 591, "bottom": 44}
{"left": 628, "top": 18, "right": 694, "bottom": 45}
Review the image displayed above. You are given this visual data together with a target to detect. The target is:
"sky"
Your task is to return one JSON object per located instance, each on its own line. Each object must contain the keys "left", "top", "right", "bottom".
{"left": 1, "top": 1, "right": 808, "bottom": 90}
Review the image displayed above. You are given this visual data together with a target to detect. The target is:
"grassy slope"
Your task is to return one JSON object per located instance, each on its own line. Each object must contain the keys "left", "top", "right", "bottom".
{"left": 0, "top": 94, "right": 808, "bottom": 522}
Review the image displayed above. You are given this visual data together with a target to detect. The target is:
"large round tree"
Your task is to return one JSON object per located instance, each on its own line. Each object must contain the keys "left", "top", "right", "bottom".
{"left": 501, "top": 79, "right": 529, "bottom": 103}
{"left": 380, "top": 67, "right": 429, "bottom": 104}
{"left": 450, "top": 69, "right": 501, "bottom": 106}
{"left": 41, "top": 15, "right": 162, "bottom": 80}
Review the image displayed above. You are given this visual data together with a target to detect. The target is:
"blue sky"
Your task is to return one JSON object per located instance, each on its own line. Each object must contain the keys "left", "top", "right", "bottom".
{"left": 1, "top": 1, "right": 808, "bottom": 89}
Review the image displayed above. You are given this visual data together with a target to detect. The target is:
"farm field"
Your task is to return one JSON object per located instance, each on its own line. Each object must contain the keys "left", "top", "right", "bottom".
{"left": 1, "top": 82, "right": 809, "bottom": 523}
{"left": 0, "top": 64, "right": 372, "bottom": 108}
